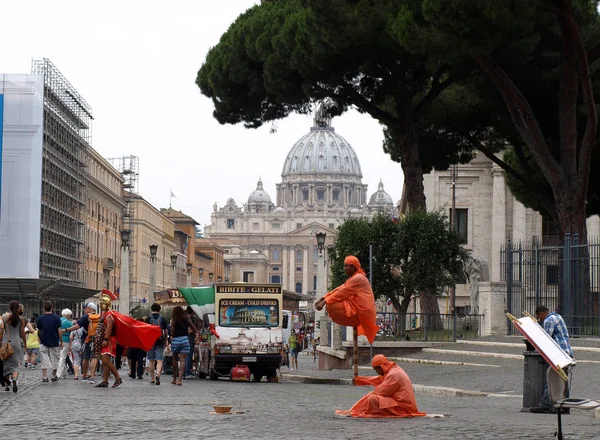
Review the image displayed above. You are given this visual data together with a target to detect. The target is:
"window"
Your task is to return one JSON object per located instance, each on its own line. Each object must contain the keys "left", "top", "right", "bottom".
{"left": 329, "top": 223, "right": 335, "bottom": 230}
{"left": 313, "top": 246, "right": 318, "bottom": 261}
{"left": 295, "top": 282, "right": 302, "bottom": 293}
{"left": 272, "top": 266, "right": 279, "bottom": 271}
{"left": 296, "top": 249, "right": 302, "bottom": 263}
{"left": 313, "top": 275, "right": 317, "bottom": 291}
{"left": 317, "top": 190, "right": 325, "bottom": 201}
{"left": 272, "top": 248, "right": 281, "bottom": 262}
{"left": 333, "top": 190, "right": 339, "bottom": 201}
{"left": 297, "top": 267, "right": 302, "bottom": 271}
{"left": 449, "top": 208, "right": 468, "bottom": 244}
{"left": 242, "top": 271, "right": 254, "bottom": 283}
{"left": 296, "top": 223, "right": 302, "bottom": 230}
{"left": 302, "top": 190, "right": 309, "bottom": 201}
{"left": 227, "top": 219, "right": 235, "bottom": 229}
{"left": 253, "top": 222, "right": 259, "bottom": 230}
{"left": 271, "top": 275, "right": 281, "bottom": 284}
{"left": 271, "top": 222, "right": 281, "bottom": 230}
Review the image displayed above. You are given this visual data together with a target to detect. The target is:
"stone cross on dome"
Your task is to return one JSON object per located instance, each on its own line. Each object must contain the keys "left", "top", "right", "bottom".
{"left": 313, "top": 102, "right": 332, "bottom": 129}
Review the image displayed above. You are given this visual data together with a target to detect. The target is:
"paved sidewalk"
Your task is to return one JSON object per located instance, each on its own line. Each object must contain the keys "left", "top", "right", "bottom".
{"left": 283, "top": 336, "right": 600, "bottom": 400}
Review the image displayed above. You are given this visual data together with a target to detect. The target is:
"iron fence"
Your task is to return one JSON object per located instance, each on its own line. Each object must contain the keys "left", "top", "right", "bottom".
{"left": 375, "top": 312, "right": 483, "bottom": 342}
{"left": 501, "top": 234, "right": 600, "bottom": 337}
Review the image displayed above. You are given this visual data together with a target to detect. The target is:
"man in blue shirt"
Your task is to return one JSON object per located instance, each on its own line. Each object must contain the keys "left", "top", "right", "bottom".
{"left": 530, "top": 305, "right": 573, "bottom": 413}
{"left": 36, "top": 301, "right": 63, "bottom": 383}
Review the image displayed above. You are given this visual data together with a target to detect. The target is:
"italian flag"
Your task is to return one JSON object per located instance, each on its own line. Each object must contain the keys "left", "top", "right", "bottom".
{"left": 179, "top": 286, "right": 215, "bottom": 324}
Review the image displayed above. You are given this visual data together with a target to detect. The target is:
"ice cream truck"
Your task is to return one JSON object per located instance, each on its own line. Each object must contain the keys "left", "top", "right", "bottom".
{"left": 181, "top": 283, "right": 287, "bottom": 382}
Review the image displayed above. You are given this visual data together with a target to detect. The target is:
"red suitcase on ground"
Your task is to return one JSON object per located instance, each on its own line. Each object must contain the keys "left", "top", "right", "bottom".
{"left": 230, "top": 364, "right": 250, "bottom": 381}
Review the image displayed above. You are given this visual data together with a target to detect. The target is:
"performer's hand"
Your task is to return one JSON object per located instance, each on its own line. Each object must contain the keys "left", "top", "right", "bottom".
{"left": 102, "top": 340, "right": 108, "bottom": 347}
{"left": 315, "top": 298, "right": 325, "bottom": 311}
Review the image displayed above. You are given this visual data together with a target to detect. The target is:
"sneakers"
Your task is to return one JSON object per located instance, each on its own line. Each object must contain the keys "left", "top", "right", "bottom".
{"left": 42, "top": 378, "right": 49, "bottom": 383}
{"left": 155, "top": 376, "right": 160, "bottom": 386}
{"left": 88, "top": 378, "right": 96, "bottom": 385}
{"left": 12, "top": 379, "right": 17, "bottom": 393}
{"left": 51, "top": 376, "right": 59, "bottom": 383}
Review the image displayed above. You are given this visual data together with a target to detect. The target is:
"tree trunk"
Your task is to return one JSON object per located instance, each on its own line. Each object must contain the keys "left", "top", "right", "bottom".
{"left": 391, "top": 292, "right": 413, "bottom": 338}
{"left": 419, "top": 289, "right": 443, "bottom": 330}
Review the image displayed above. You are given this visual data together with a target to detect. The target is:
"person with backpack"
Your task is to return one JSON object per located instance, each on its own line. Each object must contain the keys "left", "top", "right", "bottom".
{"left": 64, "top": 302, "right": 98, "bottom": 383}
{"left": 145, "top": 303, "right": 168, "bottom": 385}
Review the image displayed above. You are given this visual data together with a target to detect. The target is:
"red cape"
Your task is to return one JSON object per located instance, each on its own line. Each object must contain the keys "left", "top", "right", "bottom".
{"left": 108, "top": 311, "right": 162, "bottom": 351}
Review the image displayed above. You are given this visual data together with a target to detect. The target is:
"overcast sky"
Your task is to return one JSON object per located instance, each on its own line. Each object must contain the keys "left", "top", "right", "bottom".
{"left": 1, "top": 1, "right": 404, "bottom": 228}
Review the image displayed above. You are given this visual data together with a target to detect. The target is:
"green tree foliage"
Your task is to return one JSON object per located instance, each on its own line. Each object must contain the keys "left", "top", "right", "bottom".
{"left": 394, "top": 0, "right": 600, "bottom": 237}
{"left": 329, "top": 212, "right": 470, "bottom": 325}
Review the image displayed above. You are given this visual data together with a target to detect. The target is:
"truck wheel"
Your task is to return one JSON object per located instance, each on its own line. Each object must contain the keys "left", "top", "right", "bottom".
{"left": 209, "top": 368, "right": 219, "bottom": 381}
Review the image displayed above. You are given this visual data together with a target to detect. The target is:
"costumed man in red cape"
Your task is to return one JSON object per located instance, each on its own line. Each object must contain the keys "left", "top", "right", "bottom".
{"left": 93, "top": 293, "right": 162, "bottom": 388}
{"left": 315, "top": 255, "right": 379, "bottom": 344}
{"left": 94, "top": 294, "right": 123, "bottom": 388}
{"left": 337, "top": 354, "right": 427, "bottom": 418}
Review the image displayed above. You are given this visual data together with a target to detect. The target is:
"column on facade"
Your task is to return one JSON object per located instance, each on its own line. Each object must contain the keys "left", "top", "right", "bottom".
{"left": 288, "top": 246, "right": 295, "bottom": 291}
{"left": 491, "top": 169, "right": 506, "bottom": 281}
{"left": 281, "top": 245, "right": 288, "bottom": 289}
{"left": 309, "top": 184, "right": 315, "bottom": 204}
{"left": 512, "top": 199, "right": 527, "bottom": 244}
{"left": 302, "top": 245, "right": 309, "bottom": 294}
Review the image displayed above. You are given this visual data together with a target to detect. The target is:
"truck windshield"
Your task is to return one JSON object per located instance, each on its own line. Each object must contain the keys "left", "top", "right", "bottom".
{"left": 218, "top": 298, "right": 280, "bottom": 328}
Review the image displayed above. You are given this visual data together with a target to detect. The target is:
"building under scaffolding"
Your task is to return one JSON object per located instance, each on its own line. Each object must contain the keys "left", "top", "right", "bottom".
{"left": 32, "top": 59, "right": 91, "bottom": 287}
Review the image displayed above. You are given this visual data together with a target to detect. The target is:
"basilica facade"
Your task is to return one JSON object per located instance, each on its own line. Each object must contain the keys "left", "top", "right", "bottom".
{"left": 204, "top": 115, "right": 395, "bottom": 296}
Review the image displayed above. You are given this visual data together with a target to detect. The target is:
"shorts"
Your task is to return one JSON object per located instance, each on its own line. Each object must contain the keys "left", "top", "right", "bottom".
{"left": 147, "top": 345, "right": 165, "bottom": 361}
{"left": 83, "top": 342, "right": 93, "bottom": 360}
{"left": 26, "top": 347, "right": 40, "bottom": 356}
{"left": 39, "top": 345, "right": 61, "bottom": 370}
{"left": 99, "top": 337, "right": 117, "bottom": 358}
{"left": 290, "top": 348, "right": 299, "bottom": 359}
{"left": 171, "top": 336, "right": 190, "bottom": 355}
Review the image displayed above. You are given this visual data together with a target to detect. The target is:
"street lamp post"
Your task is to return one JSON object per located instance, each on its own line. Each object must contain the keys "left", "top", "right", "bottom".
{"left": 149, "top": 244, "right": 158, "bottom": 305}
{"left": 120, "top": 229, "right": 131, "bottom": 316}
{"left": 170, "top": 254, "right": 178, "bottom": 288}
{"left": 209, "top": 272, "right": 214, "bottom": 283}
{"left": 199, "top": 267, "right": 204, "bottom": 285}
{"left": 315, "top": 232, "right": 329, "bottom": 343}
{"left": 217, "top": 276, "right": 222, "bottom": 283}
{"left": 186, "top": 262, "right": 193, "bottom": 287}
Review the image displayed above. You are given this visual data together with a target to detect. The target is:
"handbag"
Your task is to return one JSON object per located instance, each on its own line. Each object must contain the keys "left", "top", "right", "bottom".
{"left": 0, "top": 318, "right": 14, "bottom": 361}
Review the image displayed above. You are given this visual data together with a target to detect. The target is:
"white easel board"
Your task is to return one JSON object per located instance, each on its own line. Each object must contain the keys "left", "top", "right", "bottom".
{"left": 511, "top": 316, "right": 574, "bottom": 380}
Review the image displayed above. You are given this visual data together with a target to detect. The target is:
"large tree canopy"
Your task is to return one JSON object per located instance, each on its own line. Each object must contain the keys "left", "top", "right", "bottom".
{"left": 395, "top": 0, "right": 600, "bottom": 237}
{"left": 197, "top": 0, "right": 467, "bottom": 212}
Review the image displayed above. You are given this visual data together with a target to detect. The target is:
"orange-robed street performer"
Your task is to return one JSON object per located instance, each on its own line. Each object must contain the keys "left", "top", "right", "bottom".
{"left": 337, "top": 354, "right": 427, "bottom": 418}
{"left": 314, "top": 255, "right": 379, "bottom": 344}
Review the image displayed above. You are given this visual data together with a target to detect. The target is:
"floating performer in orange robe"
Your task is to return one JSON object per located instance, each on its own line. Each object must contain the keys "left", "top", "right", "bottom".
{"left": 315, "top": 255, "right": 379, "bottom": 344}
{"left": 336, "top": 354, "right": 427, "bottom": 418}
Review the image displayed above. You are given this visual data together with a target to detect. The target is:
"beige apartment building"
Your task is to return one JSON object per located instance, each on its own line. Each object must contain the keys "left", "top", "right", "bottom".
{"left": 85, "top": 147, "right": 126, "bottom": 293}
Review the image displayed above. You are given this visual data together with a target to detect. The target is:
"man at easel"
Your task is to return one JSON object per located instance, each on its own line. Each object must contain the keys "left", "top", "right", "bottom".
{"left": 314, "top": 255, "right": 379, "bottom": 377}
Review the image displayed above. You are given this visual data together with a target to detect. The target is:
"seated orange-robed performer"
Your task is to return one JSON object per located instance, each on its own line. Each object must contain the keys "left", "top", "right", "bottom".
{"left": 315, "top": 255, "right": 379, "bottom": 344}
{"left": 337, "top": 354, "right": 427, "bottom": 418}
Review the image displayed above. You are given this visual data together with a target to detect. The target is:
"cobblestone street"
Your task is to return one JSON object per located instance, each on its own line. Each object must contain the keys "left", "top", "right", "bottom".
{"left": 1, "top": 359, "right": 599, "bottom": 440}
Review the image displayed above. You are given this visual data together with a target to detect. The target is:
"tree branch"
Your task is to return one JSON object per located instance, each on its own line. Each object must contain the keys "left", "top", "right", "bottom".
{"left": 413, "top": 64, "right": 454, "bottom": 123}
{"left": 338, "top": 84, "right": 399, "bottom": 127}
{"left": 475, "top": 54, "right": 563, "bottom": 187}
{"left": 465, "top": 135, "right": 525, "bottom": 183}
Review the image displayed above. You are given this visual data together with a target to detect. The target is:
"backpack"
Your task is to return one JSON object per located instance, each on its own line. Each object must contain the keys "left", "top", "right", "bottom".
{"left": 148, "top": 314, "right": 166, "bottom": 345}
{"left": 85, "top": 314, "right": 101, "bottom": 344}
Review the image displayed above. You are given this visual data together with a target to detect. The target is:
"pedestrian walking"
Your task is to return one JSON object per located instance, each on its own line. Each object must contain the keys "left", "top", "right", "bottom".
{"left": 36, "top": 301, "right": 63, "bottom": 383}
{"left": 530, "top": 305, "right": 573, "bottom": 414}
{"left": 145, "top": 302, "right": 168, "bottom": 385}
{"left": 170, "top": 305, "right": 197, "bottom": 386}
{"left": 0, "top": 300, "right": 27, "bottom": 393}
{"left": 184, "top": 306, "right": 200, "bottom": 379}
{"left": 57, "top": 308, "right": 73, "bottom": 379}
{"left": 64, "top": 302, "right": 98, "bottom": 383}
{"left": 70, "top": 327, "right": 84, "bottom": 380}
{"left": 25, "top": 321, "right": 41, "bottom": 369}
{"left": 288, "top": 330, "right": 299, "bottom": 370}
